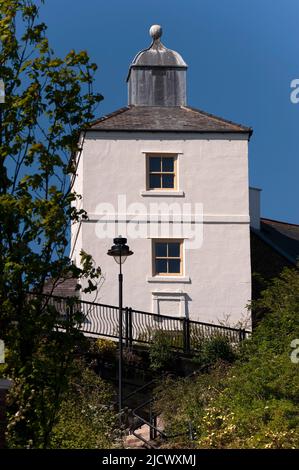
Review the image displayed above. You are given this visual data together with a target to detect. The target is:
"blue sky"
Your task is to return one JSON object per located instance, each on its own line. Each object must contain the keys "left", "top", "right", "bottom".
{"left": 41, "top": 0, "right": 299, "bottom": 223}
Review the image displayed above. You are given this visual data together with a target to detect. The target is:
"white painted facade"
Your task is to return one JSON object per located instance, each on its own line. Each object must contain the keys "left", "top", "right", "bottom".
{"left": 71, "top": 131, "right": 252, "bottom": 327}
{"left": 71, "top": 25, "right": 253, "bottom": 329}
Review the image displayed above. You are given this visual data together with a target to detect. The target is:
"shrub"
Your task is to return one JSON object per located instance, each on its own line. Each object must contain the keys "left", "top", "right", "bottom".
{"left": 201, "top": 334, "right": 236, "bottom": 364}
{"left": 191, "top": 334, "right": 236, "bottom": 367}
{"left": 197, "top": 352, "right": 299, "bottom": 448}
{"left": 50, "top": 361, "right": 119, "bottom": 448}
{"left": 149, "top": 329, "right": 174, "bottom": 372}
{"left": 91, "top": 338, "right": 117, "bottom": 359}
{"left": 154, "top": 363, "right": 229, "bottom": 444}
{"left": 138, "top": 327, "right": 183, "bottom": 349}
{"left": 154, "top": 269, "right": 299, "bottom": 449}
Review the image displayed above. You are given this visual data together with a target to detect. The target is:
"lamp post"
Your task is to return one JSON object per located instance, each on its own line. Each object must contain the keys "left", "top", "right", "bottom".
{"left": 107, "top": 236, "right": 133, "bottom": 423}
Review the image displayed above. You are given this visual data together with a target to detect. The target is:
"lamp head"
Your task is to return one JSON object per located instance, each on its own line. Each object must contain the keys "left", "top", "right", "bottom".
{"left": 107, "top": 236, "right": 133, "bottom": 264}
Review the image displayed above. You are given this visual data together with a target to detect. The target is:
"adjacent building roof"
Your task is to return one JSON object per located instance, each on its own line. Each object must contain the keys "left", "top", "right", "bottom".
{"left": 88, "top": 105, "right": 252, "bottom": 134}
{"left": 251, "top": 218, "right": 299, "bottom": 314}
{"left": 43, "top": 276, "right": 79, "bottom": 298}
{"left": 257, "top": 218, "right": 299, "bottom": 266}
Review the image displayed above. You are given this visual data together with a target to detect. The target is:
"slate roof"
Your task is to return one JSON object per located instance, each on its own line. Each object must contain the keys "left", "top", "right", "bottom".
{"left": 88, "top": 105, "right": 252, "bottom": 135}
{"left": 43, "top": 276, "right": 79, "bottom": 297}
{"left": 253, "top": 218, "right": 299, "bottom": 266}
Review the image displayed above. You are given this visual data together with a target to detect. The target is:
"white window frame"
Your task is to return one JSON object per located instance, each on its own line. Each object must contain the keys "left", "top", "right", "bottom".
{"left": 140, "top": 152, "right": 185, "bottom": 197}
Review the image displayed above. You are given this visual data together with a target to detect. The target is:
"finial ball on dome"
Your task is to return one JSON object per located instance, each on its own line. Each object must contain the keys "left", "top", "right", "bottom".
{"left": 149, "top": 24, "right": 162, "bottom": 40}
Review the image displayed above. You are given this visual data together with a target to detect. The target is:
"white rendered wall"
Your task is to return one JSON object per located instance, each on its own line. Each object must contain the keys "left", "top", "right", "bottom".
{"left": 71, "top": 131, "right": 251, "bottom": 328}
{"left": 71, "top": 137, "right": 84, "bottom": 264}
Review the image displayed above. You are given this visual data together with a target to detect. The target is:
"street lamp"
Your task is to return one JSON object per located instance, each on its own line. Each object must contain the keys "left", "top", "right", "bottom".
{"left": 107, "top": 236, "right": 133, "bottom": 423}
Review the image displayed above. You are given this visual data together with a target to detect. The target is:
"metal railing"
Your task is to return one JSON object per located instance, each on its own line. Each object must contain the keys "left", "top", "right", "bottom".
{"left": 28, "top": 293, "right": 250, "bottom": 448}
{"left": 28, "top": 293, "right": 250, "bottom": 354}
{"left": 125, "top": 365, "right": 209, "bottom": 448}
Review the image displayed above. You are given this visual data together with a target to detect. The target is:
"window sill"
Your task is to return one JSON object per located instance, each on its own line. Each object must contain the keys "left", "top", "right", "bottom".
{"left": 140, "top": 190, "right": 185, "bottom": 197}
{"left": 147, "top": 276, "right": 191, "bottom": 284}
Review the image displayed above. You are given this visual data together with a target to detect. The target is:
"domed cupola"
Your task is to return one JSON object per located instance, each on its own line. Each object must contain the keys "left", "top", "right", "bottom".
{"left": 127, "top": 25, "right": 187, "bottom": 106}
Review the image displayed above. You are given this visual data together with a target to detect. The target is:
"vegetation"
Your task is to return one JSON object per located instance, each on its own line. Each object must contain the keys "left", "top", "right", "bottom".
{"left": 154, "top": 268, "right": 299, "bottom": 449}
{"left": 0, "top": 0, "right": 104, "bottom": 447}
{"left": 149, "top": 329, "right": 174, "bottom": 371}
{"left": 91, "top": 338, "right": 118, "bottom": 359}
{"left": 0, "top": 2, "right": 297, "bottom": 449}
{"left": 50, "top": 361, "right": 119, "bottom": 449}
{"left": 192, "top": 333, "right": 236, "bottom": 367}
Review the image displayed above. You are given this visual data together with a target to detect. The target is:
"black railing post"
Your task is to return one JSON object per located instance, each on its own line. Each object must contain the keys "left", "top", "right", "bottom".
{"left": 239, "top": 328, "right": 246, "bottom": 342}
{"left": 183, "top": 317, "right": 190, "bottom": 354}
{"left": 149, "top": 401, "right": 153, "bottom": 441}
{"left": 149, "top": 401, "right": 158, "bottom": 441}
{"left": 67, "top": 303, "right": 73, "bottom": 332}
{"left": 153, "top": 414, "right": 157, "bottom": 440}
{"left": 125, "top": 307, "right": 129, "bottom": 347}
{"left": 128, "top": 308, "right": 133, "bottom": 346}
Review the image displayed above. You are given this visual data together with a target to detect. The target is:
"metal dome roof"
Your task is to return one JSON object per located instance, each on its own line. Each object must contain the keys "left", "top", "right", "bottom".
{"left": 131, "top": 40, "right": 187, "bottom": 67}
{"left": 130, "top": 25, "right": 187, "bottom": 68}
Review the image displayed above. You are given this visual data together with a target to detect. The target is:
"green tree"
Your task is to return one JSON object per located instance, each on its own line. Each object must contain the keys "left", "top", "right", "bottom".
{"left": 0, "top": 0, "right": 103, "bottom": 447}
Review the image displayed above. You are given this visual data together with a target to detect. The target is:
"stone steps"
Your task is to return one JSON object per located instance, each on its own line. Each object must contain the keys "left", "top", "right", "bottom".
{"left": 124, "top": 417, "right": 164, "bottom": 449}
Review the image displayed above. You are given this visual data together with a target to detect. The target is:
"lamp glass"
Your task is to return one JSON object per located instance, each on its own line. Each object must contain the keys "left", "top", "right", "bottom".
{"left": 114, "top": 254, "right": 127, "bottom": 265}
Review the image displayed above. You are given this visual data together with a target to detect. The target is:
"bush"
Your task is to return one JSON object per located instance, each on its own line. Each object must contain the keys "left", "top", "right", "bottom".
{"left": 197, "top": 352, "right": 299, "bottom": 448}
{"left": 50, "top": 361, "right": 120, "bottom": 448}
{"left": 193, "top": 334, "right": 236, "bottom": 366}
{"left": 154, "top": 269, "right": 299, "bottom": 449}
{"left": 149, "top": 329, "right": 175, "bottom": 372}
{"left": 154, "top": 363, "right": 229, "bottom": 444}
{"left": 90, "top": 338, "right": 117, "bottom": 359}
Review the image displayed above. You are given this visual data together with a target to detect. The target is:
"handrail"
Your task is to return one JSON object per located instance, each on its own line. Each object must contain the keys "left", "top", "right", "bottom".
{"left": 28, "top": 292, "right": 118, "bottom": 310}
{"left": 132, "top": 398, "right": 189, "bottom": 439}
{"left": 122, "top": 378, "right": 157, "bottom": 404}
{"left": 28, "top": 292, "right": 249, "bottom": 448}
{"left": 129, "top": 364, "right": 210, "bottom": 447}
{"left": 112, "top": 378, "right": 157, "bottom": 409}
{"left": 131, "top": 307, "right": 248, "bottom": 334}
{"left": 29, "top": 292, "right": 251, "bottom": 337}
{"left": 132, "top": 398, "right": 167, "bottom": 439}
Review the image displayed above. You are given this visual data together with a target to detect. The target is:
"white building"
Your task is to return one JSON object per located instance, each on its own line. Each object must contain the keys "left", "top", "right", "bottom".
{"left": 71, "top": 25, "right": 253, "bottom": 328}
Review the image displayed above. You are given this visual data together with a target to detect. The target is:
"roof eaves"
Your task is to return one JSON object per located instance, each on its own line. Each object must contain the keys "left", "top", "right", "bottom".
{"left": 85, "top": 128, "right": 252, "bottom": 134}
{"left": 261, "top": 218, "right": 299, "bottom": 228}
{"left": 183, "top": 105, "right": 253, "bottom": 135}
{"left": 87, "top": 106, "right": 130, "bottom": 128}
